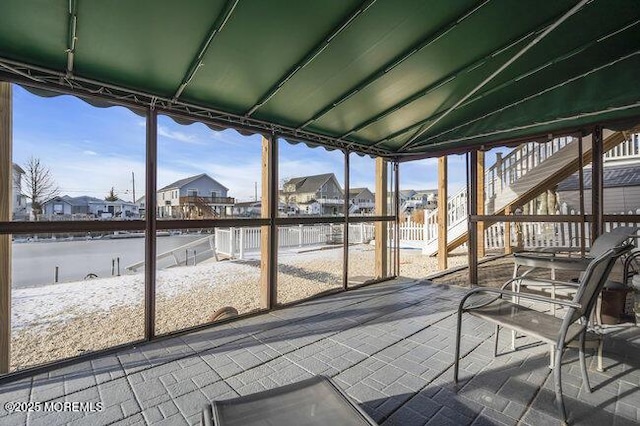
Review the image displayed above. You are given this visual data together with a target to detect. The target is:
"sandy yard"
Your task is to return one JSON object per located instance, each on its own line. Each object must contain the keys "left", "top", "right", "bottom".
{"left": 11, "top": 244, "right": 472, "bottom": 371}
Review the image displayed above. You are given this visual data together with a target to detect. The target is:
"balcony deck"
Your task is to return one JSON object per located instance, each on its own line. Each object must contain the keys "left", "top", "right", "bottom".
{"left": 1, "top": 277, "right": 639, "bottom": 426}
{"left": 179, "top": 196, "right": 235, "bottom": 205}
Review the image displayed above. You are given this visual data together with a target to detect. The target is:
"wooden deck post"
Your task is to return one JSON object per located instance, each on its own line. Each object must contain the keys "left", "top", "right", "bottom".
{"left": 437, "top": 156, "right": 448, "bottom": 270}
{"left": 476, "top": 151, "right": 485, "bottom": 258}
{"left": 375, "top": 157, "right": 388, "bottom": 279}
{"left": 0, "top": 82, "right": 12, "bottom": 373}
{"left": 261, "top": 135, "right": 277, "bottom": 308}
{"left": 504, "top": 205, "right": 512, "bottom": 255}
{"left": 591, "top": 125, "right": 604, "bottom": 242}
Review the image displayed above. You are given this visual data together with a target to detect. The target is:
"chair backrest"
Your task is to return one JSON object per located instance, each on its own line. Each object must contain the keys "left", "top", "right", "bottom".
{"left": 588, "top": 226, "right": 638, "bottom": 258}
{"left": 570, "top": 242, "right": 633, "bottom": 322}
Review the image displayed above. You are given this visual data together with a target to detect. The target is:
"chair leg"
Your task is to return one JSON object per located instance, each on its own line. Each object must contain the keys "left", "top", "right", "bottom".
{"left": 597, "top": 337, "right": 604, "bottom": 372}
{"left": 554, "top": 345, "right": 568, "bottom": 424}
{"left": 454, "top": 309, "right": 463, "bottom": 384}
{"left": 494, "top": 325, "right": 500, "bottom": 357}
{"left": 579, "top": 330, "right": 592, "bottom": 393}
{"left": 511, "top": 266, "right": 519, "bottom": 351}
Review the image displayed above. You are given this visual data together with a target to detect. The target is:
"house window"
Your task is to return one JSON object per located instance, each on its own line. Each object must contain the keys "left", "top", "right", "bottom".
{"left": 187, "top": 189, "right": 198, "bottom": 197}
{"left": 211, "top": 191, "right": 218, "bottom": 199}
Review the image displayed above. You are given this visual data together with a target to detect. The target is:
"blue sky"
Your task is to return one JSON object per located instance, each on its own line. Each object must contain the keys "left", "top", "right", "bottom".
{"left": 12, "top": 85, "right": 506, "bottom": 202}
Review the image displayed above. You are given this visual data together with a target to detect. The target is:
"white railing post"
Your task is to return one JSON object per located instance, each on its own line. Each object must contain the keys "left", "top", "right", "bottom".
{"left": 214, "top": 228, "right": 220, "bottom": 255}
{"left": 238, "top": 228, "right": 244, "bottom": 260}
{"left": 229, "top": 227, "right": 236, "bottom": 258}
{"left": 298, "top": 224, "right": 304, "bottom": 247}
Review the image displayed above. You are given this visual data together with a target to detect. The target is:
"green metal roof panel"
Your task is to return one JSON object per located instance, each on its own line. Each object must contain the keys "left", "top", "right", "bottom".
{"left": 252, "top": 0, "right": 478, "bottom": 127}
{"left": 348, "top": 35, "right": 530, "bottom": 143}
{"left": 181, "top": 0, "right": 360, "bottom": 114}
{"left": 411, "top": 21, "right": 640, "bottom": 149}
{"left": 307, "top": 0, "right": 575, "bottom": 137}
{"left": 73, "top": 0, "right": 226, "bottom": 97}
{"left": 416, "top": 53, "right": 640, "bottom": 152}
{"left": 0, "top": 0, "right": 639, "bottom": 157}
{"left": 0, "top": 0, "right": 67, "bottom": 70}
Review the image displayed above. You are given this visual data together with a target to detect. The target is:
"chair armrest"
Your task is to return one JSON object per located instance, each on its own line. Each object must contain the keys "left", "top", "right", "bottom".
{"left": 512, "top": 254, "right": 592, "bottom": 271}
{"left": 516, "top": 277, "right": 581, "bottom": 288}
{"left": 499, "top": 276, "right": 579, "bottom": 290}
{"left": 459, "top": 287, "right": 582, "bottom": 312}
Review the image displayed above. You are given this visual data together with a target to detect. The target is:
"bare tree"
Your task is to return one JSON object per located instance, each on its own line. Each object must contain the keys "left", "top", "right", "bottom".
{"left": 23, "top": 156, "right": 59, "bottom": 217}
{"left": 105, "top": 187, "right": 119, "bottom": 201}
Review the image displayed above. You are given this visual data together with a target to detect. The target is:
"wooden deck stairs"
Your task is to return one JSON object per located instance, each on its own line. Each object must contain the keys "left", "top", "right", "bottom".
{"left": 423, "top": 129, "right": 633, "bottom": 256}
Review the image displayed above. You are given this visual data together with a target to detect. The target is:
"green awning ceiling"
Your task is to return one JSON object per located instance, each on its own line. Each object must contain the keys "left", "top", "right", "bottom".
{"left": 0, "top": 0, "right": 639, "bottom": 158}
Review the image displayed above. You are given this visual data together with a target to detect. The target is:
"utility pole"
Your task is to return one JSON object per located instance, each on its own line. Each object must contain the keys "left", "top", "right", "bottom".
{"left": 132, "top": 171, "right": 136, "bottom": 203}
{"left": 254, "top": 181, "right": 257, "bottom": 201}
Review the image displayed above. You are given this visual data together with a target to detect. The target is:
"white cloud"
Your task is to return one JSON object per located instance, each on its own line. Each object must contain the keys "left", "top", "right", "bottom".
{"left": 54, "top": 157, "right": 146, "bottom": 201}
{"left": 83, "top": 150, "right": 97, "bottom": 156}
{"left": 157, "top": 126, "right": 204, "bottom": 145}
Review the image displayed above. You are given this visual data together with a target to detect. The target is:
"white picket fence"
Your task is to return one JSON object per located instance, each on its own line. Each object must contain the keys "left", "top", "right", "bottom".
{"left": 212, "top": 211, "right": 640, "bottom": 259}
{"left": 485, "top": 210, "right": 640, "bottom": 251}
{"left": 214, "top": 224, "right": 376, "bottom": 259}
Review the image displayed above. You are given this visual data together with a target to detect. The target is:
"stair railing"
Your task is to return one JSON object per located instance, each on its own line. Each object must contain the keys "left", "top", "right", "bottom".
{"left": 485, "top": 136, "right": 573, "bottom": 201}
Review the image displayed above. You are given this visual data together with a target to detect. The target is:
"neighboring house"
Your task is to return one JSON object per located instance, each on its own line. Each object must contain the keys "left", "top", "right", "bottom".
{"left": 136, "top": 196, "right": 146, "bottom": 218}
{"left": 557, "top": 163, "right": 640, "bottom": 214}
{"left": 348, "top": 187, "right": 375, "bottom": 215}
{"left": 411, "top": 190, "right": 438, "bottom": 210}
{"left": 391, "top": 189, "right": 438, "bottom": 215}
{"left": 41, "top": 195, "right": 140, "bottom": 219}
{"left": 232, "top": 201, "right": 261, "bottom": 217}
{"left": 280, "top": 173, "right": 344, "bottom": 215}
{"left": 12, "top": 163, "right": 28, "bottom": 220}
{"left": 157, "top": 173, "right": 234, "bottom": 219}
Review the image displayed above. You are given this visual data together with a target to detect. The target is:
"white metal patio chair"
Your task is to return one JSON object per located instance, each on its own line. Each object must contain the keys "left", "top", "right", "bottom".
{"left": 453, "top": 242, "right": 633, "bottom": 424}
{"left": 510, "top": 226, "right": 638, "bottom": 368}
{"left": 512, "top": 226, "right": 638, "bottom": 281}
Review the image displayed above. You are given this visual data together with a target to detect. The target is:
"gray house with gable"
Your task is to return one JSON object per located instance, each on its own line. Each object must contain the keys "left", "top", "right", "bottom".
{"left": 280, "top": 173, "right": 344, "bottom": 215}
{"left": 157, "top": 173, "right": 234, "bottom": 218}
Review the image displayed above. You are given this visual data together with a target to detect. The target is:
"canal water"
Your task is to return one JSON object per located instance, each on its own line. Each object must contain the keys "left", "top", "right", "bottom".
{"left": 12, "top": 235, "right": 204, "bottom": 288}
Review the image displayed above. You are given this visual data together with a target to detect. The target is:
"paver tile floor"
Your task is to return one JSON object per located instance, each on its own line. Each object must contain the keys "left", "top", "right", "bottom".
{"left": 1, "top": 277, "right": 639, "bottom": 425}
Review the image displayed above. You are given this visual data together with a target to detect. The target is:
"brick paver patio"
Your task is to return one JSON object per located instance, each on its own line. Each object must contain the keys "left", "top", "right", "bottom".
{"left": 0, "top": 277, "right": 638, "bottom": 425}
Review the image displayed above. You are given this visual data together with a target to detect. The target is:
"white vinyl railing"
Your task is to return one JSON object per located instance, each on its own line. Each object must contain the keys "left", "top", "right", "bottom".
{"left": 485, "top": 137, "right": 573, "bottom": 201}
{"left": 133, "top": 214, "right": 640, "bottom": 266}
{"left": 215, "top": 224, "right": 374, "bottom": 259}
{"left": 427, "top": 133, "right": 639, "bottom": 254}
{"left": 213, "top": 213, "right": 640, "bottom": 259}
{"left": 424, "top": 187, "right": 467, "bottom": 245}
{"left": 603, "top": 134, "right": 640, "bottom": 162}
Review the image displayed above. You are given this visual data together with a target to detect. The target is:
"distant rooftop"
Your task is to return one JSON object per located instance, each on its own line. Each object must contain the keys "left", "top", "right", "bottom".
{"left": 558, "top": 164, "right": 640, "bottom": 191}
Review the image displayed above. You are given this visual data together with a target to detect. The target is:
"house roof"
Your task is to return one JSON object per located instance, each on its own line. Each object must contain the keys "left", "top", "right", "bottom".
{"left": 46, "top": 195, "right": 102, "bottom": 206}
{"left": 557, "top": 164, "right": 640, "bottom": 191}
{"left": 348, "top": 187, "right": 373, "bottom": 198}
{"left": 283, "top": 173, "right": 340, "bottom": 194}
{"left": 1, "top": 1, "right": 639, "bottom": 158}
{"left": 158, "top": 173, "right": 229, "bottom": 192}
{"left": 46, "top": 195, "right": 137, "bottom": 206}
{"left": 12, "top": 163, "right": 24, "bottom": 174}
